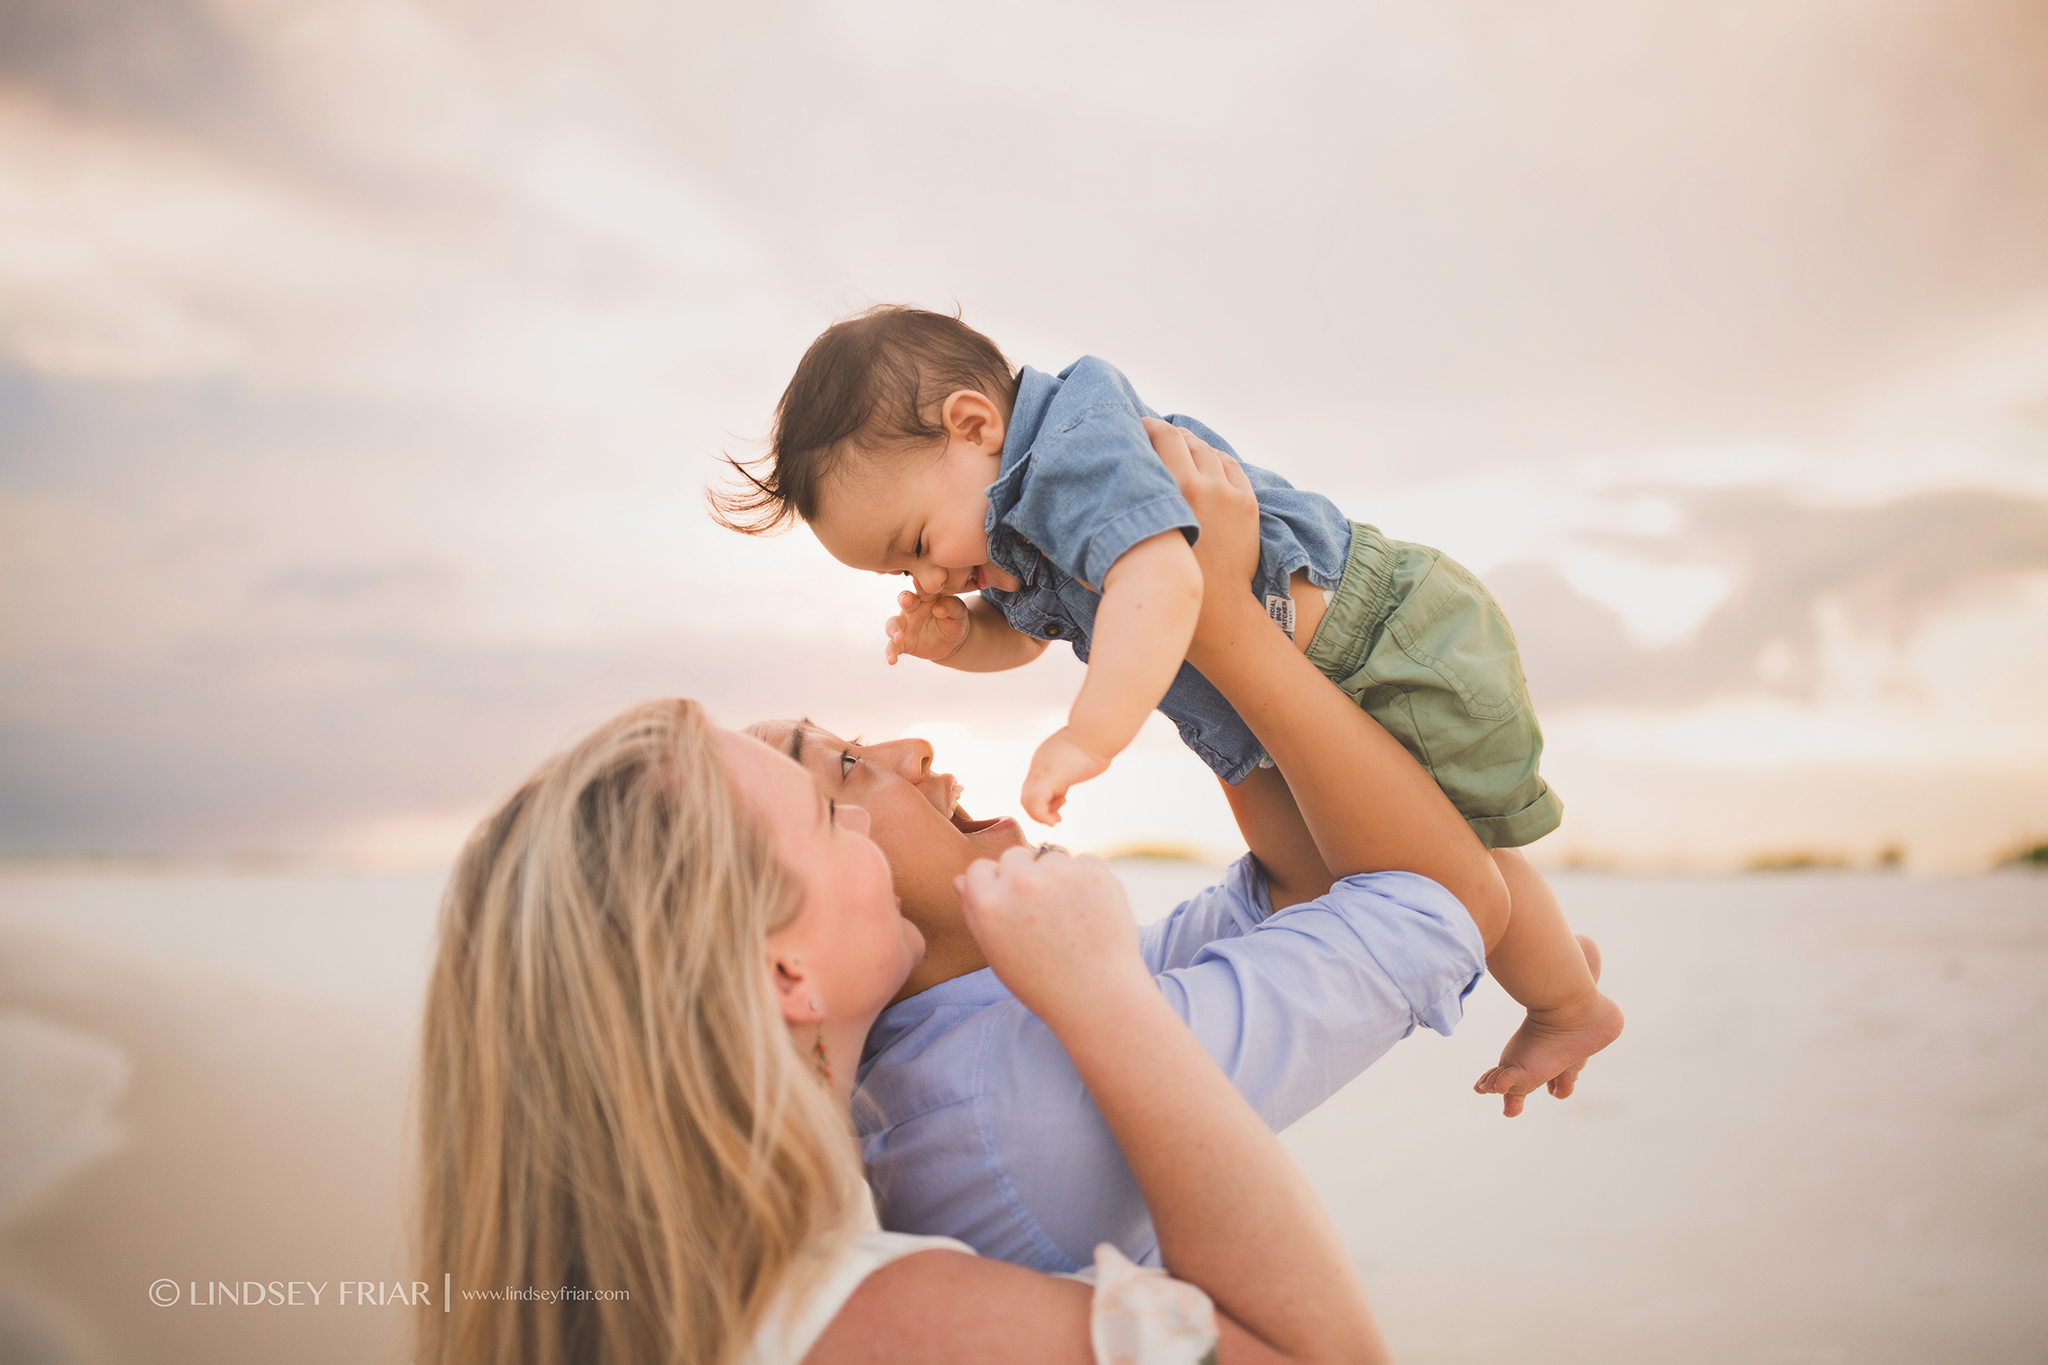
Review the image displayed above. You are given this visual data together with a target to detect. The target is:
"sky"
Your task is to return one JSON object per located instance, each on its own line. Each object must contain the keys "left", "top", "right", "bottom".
{"left": 2, "top": 0, "right": 2046, "bottom": 870}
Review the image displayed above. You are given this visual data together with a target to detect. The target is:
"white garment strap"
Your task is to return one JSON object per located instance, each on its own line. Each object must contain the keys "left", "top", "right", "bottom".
{"left": 743, "top": 1205, "right": 1218, "bottom": 1365}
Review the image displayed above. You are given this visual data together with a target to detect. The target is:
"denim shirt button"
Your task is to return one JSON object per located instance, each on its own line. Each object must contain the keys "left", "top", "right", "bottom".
{"left": 1044, "top": 622, "right": 1063, "bottom": 638}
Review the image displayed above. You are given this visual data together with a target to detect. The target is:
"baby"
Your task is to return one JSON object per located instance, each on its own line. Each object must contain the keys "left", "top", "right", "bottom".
{"left": 714, "top": 306, "right": 1621, "bottom": 1114}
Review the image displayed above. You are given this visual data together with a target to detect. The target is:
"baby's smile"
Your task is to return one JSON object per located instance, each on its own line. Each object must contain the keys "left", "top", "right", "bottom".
{"left": 945, "top": 561, "right": 1021, "bottom": 596}
{"left": 929, "top": 564, "right": 989, "bottom": 596}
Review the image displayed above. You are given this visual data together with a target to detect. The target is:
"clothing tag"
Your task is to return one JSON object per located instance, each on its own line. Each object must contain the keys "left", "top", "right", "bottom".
{"left": 1265, "top": 593, "right": 1296, "bottom": 638}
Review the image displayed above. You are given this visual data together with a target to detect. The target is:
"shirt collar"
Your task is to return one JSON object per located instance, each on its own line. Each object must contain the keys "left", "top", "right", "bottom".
{"left": 984, "top": 365, "right": 1057, "bottom": 528}
{"left": 980, "top": 366, "right": 1060, "bottom": 587}
{"left": 862, "top": 965, "right": 1012, "bottom": 1062}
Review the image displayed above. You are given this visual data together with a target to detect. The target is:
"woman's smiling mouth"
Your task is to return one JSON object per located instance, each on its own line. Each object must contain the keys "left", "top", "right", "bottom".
{"left": 949, "top": 807, "right": 1009, "bottom": 834}
{"left": 924, "top": 773, "right": 963, "bottom": 815}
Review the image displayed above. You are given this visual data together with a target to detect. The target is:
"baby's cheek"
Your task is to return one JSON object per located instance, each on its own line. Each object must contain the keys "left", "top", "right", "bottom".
{"left": 936, "top": 525, "right": 985, "bottom": 566}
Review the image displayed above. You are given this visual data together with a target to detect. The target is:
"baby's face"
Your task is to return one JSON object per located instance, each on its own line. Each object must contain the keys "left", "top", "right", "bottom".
{"left": 809, "top": 400, "right": 1020, "bottom": 597}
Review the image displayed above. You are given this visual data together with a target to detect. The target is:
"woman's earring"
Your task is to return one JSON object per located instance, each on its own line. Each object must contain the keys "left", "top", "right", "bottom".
{"left": 807, "top": 996, "right": 830, "bottom": 1083}
{"left": 812, "top": 1026, "right": 831, "bottom": 1085}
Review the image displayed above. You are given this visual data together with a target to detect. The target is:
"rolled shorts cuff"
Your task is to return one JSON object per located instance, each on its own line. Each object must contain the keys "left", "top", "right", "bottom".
{"left": 1466, "top": 783, "right": 1564, "bottom": 850}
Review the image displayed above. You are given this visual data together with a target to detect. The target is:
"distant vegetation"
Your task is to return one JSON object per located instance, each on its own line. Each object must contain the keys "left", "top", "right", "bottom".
{"left": 1999, "top": 839, "right": 2048, "bottom": 869}
{"left": 1742, "top": 843, "right": 1905, "bottom": 873}
{"left": 1101, "top": 844, "right": 1218, "bottom": 864}
{"left": 1744, "top": 850, "right": 1853, "bottom": 873}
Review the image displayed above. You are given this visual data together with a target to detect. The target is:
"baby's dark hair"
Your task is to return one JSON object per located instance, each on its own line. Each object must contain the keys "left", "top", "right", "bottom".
{"left": 709, "top": 306, "right": 1018, "bottom": 535}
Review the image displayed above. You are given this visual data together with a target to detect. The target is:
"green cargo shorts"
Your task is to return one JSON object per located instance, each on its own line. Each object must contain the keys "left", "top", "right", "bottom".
{"left": 1303, "top": 523, "right": 1563, "bottom": 849}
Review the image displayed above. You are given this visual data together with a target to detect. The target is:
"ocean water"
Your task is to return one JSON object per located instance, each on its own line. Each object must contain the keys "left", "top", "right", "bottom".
{"left": 0, "top": 865, "right": 2043, "bottom": 1364}
{"left": 0, "top": 867, "right": 448, "bottom": 1015}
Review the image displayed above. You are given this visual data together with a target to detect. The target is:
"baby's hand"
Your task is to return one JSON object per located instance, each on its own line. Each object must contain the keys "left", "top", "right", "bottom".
{"left": 885, "top": 589, "right": 970, "bottom": 665}
{"left": 1020, "top": 727, "right": 1111, "bottom": 826}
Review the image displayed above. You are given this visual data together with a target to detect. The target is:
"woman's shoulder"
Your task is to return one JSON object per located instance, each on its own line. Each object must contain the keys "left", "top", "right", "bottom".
{"left": 800, "top": 1239, "right": 1218, "bottom": 1365}
{"left": 739, "top": 1226, "right": 978, "bottom": 1365}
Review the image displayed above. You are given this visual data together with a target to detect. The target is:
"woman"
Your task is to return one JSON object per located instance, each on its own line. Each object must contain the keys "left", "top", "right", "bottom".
{"left": 413, "top": 438, "right": 1480, "bottom": 1364}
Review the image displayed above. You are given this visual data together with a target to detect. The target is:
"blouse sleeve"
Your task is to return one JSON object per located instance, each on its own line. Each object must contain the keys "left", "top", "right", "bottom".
{"left": 1085, "top": 1242, "right": 1219, "bottom": 1365}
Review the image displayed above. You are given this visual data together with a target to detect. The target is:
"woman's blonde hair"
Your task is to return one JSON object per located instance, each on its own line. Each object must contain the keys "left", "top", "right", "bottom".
{"left": 415, "top": 698, "right": 862, "bottom": 1365}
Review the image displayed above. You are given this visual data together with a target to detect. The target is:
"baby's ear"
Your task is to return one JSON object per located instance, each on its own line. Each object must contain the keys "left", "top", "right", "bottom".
{"left": 940, "top": 390, "right": 1005, "bottom": 453}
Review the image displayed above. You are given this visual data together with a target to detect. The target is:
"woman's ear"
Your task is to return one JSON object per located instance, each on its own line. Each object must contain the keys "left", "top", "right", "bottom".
{"left": 940, "top": 390, "right": 1005, "bottom": 456}
{"left": 764, "top": 933, "right": 824, "bottom": 1026}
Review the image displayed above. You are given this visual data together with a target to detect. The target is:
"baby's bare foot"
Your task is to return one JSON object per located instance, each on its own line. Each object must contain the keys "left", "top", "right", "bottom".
{"left": 1475, "top": 937, "right": 1621, "bottom": 1117}
{"left": 1543, "top": 935, "right": 1604, "bottom": 1102}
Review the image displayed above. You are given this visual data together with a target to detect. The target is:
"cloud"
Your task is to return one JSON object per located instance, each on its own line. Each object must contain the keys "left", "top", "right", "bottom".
{"left": 0, "top": 0, "right": 249, "bottom": 131}
{"left": 4, "top": 0, "right": 2048, "bottom": 860}
{"left": 0, "top": 625, "right": 1092, "bottom": 855}
{"left": 1492, "top": 486, "right": 2048, "bottom": 711}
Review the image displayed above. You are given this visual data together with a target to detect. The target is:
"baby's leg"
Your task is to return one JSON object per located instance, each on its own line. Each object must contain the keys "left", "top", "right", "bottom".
{"left": 1218, "top": 767, "right": 1333, "bottom": 913}
{"left": 1473, "top": 849, "right": 1624, "bottom": 1117}
{"left": 1546, "top": 935, "right": 1603, "bottom": 1102}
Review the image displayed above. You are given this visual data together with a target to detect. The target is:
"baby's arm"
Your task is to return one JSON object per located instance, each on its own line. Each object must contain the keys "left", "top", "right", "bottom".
{"left": 1020, "top": 530, "right": 1201, "bottom": 825}
{"left": 886, "top": 591, "right": 1049, "bottom": 672}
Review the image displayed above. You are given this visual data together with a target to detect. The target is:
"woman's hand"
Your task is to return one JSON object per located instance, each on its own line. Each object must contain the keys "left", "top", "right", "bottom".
{"left": 955, "top": 845, "right": 1150, "bottom": 1028}
{"left": 1140, "top": 418, "right": 1266, "bottom": 656}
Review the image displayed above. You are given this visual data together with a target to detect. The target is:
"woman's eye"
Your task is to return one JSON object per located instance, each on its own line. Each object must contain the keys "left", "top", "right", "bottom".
{"left": 839, "top": 749, "right": 856, "bottom": 777}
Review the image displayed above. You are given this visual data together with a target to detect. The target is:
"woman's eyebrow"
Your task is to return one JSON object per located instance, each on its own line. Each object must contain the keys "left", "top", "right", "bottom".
{"left": 785, "top": 720, "right": 811, "bottom": 764}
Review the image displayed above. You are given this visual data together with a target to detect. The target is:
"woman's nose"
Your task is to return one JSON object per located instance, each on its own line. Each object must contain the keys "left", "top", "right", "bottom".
{"left": 869, "top": 737, "right": 933, "bottom": 780}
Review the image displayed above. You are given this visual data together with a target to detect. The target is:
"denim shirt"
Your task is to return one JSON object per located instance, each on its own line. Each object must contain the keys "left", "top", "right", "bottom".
{"left": 980, "top": 358, "right": 1354, "bottom": 783}
{"left": 854, "top": 858, "right": 1486, "bottom": 1272}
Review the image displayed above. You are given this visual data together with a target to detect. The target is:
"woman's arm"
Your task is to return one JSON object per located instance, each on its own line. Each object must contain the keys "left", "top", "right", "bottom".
{"left": 807, "top": 845, "right": 1387, "bottom": 1365}
{"left": 960, "top": 846, "right": 1385, "bottom": 1362}
{"left": 1149, "top": 420, "right": 1509, "bottom": 945}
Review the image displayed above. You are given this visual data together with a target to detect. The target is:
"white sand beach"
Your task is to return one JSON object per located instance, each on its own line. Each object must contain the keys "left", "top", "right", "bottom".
{"left": 1, "top": 863, "right": 2043, "bottom": 1365}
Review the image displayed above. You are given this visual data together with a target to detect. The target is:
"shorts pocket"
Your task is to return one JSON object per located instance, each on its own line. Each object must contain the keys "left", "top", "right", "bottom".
{"left": 1382, "top": 550, "right": 1529, "bottom": 724}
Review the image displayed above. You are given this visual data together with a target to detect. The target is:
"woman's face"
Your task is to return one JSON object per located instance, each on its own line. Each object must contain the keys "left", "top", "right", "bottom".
{"left": 714, "top": 729, "right": 926, "bottom": 1025}
{"left": 742, "top": 719, "right": 1029, "bottom": 987}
